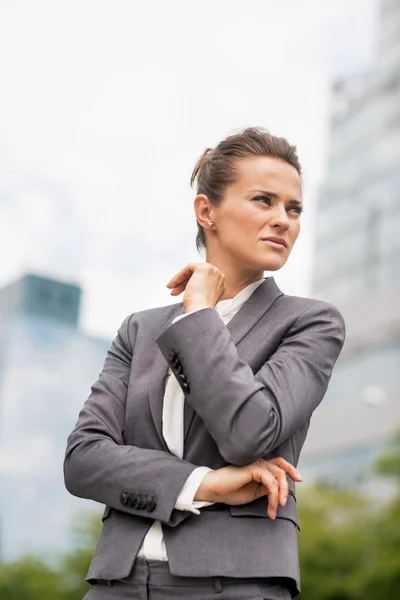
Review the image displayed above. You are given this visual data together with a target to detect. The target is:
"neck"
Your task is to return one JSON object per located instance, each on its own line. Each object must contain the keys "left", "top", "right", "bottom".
{"left": 204, "top": 251, "right": 264, "bottom": 300}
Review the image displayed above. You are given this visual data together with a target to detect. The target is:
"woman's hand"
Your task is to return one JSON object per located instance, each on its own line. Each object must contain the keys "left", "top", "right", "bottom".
{"left": 166, "top": 262, "right": 226, "bottom": 314}
{"left": 195, "top": 458, "right": 303, "bottom": 520}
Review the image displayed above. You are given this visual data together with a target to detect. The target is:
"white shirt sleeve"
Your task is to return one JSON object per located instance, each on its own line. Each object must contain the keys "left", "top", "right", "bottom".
{"left": 171, "top": 308, "right": 212, "bottom": 325}
{"left": 174, "top": 466, "right": 215, "bottom": 514}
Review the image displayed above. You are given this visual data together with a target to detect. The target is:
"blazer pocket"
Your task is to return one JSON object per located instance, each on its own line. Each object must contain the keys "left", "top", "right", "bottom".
{"left": 229, "top": 492, "right": 300, "bottom": 530}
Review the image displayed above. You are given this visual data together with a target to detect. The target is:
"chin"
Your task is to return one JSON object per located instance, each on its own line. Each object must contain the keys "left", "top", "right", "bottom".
{"left": 261, "top": 257, "right": 288, "bottom": 272}
{"left": 236, "top": 250, "right": 288, "bottom": 273}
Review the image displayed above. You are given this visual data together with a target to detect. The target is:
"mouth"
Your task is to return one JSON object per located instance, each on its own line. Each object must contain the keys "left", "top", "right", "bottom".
{"left": 261, "top": 237, "right": 288, "bottom": 249}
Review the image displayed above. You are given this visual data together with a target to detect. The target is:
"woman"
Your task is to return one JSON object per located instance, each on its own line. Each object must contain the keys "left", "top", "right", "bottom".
{"left": 64, "top": 127, "right": 345, "bottom": 599}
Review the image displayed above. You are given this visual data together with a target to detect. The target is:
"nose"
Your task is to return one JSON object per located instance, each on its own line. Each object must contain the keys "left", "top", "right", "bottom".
{"left": 270, "top": 205, "right": 290, "bottom": 231}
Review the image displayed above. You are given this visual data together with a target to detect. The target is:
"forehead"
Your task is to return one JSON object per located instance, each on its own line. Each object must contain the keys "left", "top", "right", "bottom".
{"left": 232, "top": 155, "right": 302, "bottom": 201}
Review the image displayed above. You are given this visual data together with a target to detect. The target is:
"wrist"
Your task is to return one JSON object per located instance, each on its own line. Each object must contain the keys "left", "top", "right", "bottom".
{"left": 184, "top": 304, "right": 214, "bottom": 314}
{"left": 194, "top": 471, "right": 215, "bottom": 502}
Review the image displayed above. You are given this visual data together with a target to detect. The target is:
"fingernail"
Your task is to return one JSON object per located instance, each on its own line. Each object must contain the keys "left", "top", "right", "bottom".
{"left": 297, "top": 472, "right": 303, "bottom": 480}
{"left": 282, "top": 497, "right": 287, "bottom": 506}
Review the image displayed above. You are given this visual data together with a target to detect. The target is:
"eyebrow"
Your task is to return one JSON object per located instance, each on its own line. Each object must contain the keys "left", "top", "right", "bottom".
{"left": 249, "top": 190, "right": 303, "bottom": 205}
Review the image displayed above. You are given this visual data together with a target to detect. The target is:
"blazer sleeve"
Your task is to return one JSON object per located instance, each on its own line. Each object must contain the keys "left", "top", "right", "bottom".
{"left": 155, "top": 301, "right": 346, "bottom": 466}
{"left": 63, "top": 313, "right": 199, "bottom": 527}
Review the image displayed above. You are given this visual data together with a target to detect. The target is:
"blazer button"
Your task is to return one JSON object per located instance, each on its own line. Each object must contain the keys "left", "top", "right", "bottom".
{"left": 174, "top": 363, "right": 184, "bottom": 376}
{"left": 130, "top": 494, "right": 139, "bottom": 508}
{"left": 169, "top": 351, "right": 179, "bottom": 367}
{"left": 136, "top": 495, "right": 147, "bottom": 510}
{"left": 181, "top": 381, "right": 190, "bottom": 393}
{"left": 147, "top": 499, "right": 157, "bottom": 512}
{"left": 119, "top": 492, "right": 130, "bottom": 506}
{"left": 177, "top": 373, "right": 187, "bottom": 384}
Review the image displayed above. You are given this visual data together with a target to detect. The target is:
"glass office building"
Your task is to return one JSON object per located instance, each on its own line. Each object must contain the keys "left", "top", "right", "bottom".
{"left": 299, "top": 0, "right": 400, "bottom": 490}
{"left": 0, "top": 274, "right": 110, "bottom": 561}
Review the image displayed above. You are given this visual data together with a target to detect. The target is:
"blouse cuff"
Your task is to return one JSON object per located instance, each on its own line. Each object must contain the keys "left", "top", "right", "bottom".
{"left": 171, "top": 308, "right": 214, "bottom": 325}
{"left": 174, "top": 466, "right": 215, "bottom": 514}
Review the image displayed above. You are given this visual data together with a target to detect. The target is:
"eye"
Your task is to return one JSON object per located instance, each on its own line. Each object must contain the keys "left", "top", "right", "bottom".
{"left": 288, "top": 204, "right": 303, "bottom": 216}
{"left": 253, "top": 195, "right": 272, "bottom": 205}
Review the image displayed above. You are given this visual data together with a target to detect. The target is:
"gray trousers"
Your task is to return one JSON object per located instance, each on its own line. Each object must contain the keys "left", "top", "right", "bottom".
{"left": 83, "top": 559, "right": 293, "bottom": 599}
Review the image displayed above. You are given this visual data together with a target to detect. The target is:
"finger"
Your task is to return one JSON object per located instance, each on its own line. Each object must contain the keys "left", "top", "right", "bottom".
{"left": 166, "top": 264, "right": 198, "bottom": 288}
{"left": 169, "top": 279, "right": 190, "bottom": 296}
{"left": 258, "top": 471, "right": 279, "bottom": 519}
{"left": 166, "top": 272, "right": 192, "bottom": 289}
{"left": 267, "top": 465, "right": 289, "bottom": 507}
{"left": 269, "top": 457, "right": 303, "bottom": 482}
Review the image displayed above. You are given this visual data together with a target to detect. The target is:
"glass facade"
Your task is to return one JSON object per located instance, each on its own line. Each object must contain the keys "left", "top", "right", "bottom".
{"left": 0, "top": 304, "right": 110, "bottom": 560}
{"left": 313, "top": 3, "right": 400, "bottom": 303}
{"left": 302, "top": 0, "right": 400, "bottom": 489}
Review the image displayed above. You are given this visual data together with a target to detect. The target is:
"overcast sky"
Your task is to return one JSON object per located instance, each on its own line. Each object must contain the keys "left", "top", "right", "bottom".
{"left": 0, "top": 0, "right": 378, "bottom": 338}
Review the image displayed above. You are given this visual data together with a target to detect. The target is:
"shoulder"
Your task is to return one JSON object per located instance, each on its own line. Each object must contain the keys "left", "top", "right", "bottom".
{"left": 276, "top": 293, "right": 346, "bottom": 337}
{"left": 116, "top": 302, "right": 183, "bottom": 340}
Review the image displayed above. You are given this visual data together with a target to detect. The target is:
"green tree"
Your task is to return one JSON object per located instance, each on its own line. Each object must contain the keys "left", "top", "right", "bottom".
{"left": 374, "top": 430, "right": 400, "bottom": 479}
{"left": 297, "top": 431, "right": 400, "bottom": 600}
{"left": 357, "top": 431, "right": 400, "bottom": 598}
{"left": 297, "top": 483, "right": 370, "bottom": 600}
{"left": 0, "top": 510, "right": 101, "bottom": 600}
{"left": 0, "top": 557, "right": 65, "bottom": 600}
{"left": 57, "top": 511, "right": 103, "bottom": 599}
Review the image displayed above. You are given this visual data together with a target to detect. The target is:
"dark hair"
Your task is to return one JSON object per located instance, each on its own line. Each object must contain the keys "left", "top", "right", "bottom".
{"left": 190, "top": 127, "right": 302, "bottom": 251}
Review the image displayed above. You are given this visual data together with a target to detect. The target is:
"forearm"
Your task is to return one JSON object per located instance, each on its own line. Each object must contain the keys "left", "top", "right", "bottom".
{"left": 157, "top": 308, "right": 275, "bottom": 464}
{"left": 63, "top": 312, "right": 200, "bottom": 527}
{"left": 64, "top": 418, "right": 198, "bottom": 526}
{"left": 156, "top": 303, "right": 345, "bottom": 465}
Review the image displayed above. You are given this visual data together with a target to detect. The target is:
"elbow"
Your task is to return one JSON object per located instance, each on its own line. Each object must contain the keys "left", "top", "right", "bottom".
{"left": 218, "top": 426, "right": 278, "bottom": 466}
{"left": 63, "top": 452, "right": 86, "bottom": 498}
{"left": 63, "top": 459, "right": 78, "bottom": 497}
{"left": 219, "top": 442, "right": 269, "bottom": 467}
{"left": 223, "top": 451, "right": 259, "bottom": 467}
{"left": 219, "top": 400, "right": 280, "bottom": 465}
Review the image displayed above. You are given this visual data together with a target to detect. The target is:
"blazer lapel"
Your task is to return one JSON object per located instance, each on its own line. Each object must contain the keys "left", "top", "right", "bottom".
{"left": 184, "top": 276, "right": 284, "bottom": 441}
{"left": 226, "top": 276, "right": 283, "bottom": 345}
{"left": 147, "top": 302, "right": 184, "bottom": 450}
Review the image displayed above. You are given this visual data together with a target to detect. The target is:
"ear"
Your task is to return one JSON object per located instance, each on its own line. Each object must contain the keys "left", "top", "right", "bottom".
{"left": 194, "top": 194, "right": 214, "bottom": 228}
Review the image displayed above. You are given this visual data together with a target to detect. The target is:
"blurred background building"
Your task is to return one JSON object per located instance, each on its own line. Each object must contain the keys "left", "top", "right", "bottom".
{"left": 0, "top": 274, "right": 110, "bottom": 561}
{"left": 298, "top": 0, "right": 400, "bottom": 491}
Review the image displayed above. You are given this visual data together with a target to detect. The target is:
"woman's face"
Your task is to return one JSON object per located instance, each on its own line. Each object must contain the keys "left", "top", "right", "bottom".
{"left": 209, "top": 155, "right": 303, "bottom": 273}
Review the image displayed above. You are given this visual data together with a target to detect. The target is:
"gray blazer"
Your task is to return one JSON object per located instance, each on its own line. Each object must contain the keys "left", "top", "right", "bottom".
{"left": 64, "top": 276, "right": 345, "bottom": 597}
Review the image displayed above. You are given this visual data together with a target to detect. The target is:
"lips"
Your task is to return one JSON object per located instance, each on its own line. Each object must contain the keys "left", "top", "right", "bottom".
{"left": 261, "top": 236, "right": 287, "bottom": 248}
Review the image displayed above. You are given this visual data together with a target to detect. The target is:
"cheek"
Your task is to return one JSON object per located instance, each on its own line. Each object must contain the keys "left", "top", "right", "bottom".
{"left": 236, "top": 204, "right": 265, "bottom": 232}
{"left": 220, "top": 205, "right": 255, "bottom": 233}
{"left": 290, "top": 222, "right": 301, "bottom": 243}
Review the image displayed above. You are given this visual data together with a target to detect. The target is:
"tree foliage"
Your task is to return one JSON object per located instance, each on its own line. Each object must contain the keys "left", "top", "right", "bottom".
{"left": 297, "top": 431, "right": 400, "bottom": 599}
{"left": 0, "top": 512, "right": 102, "bottom": 600}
